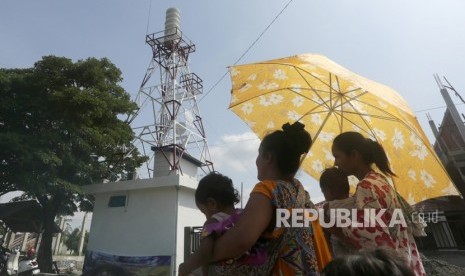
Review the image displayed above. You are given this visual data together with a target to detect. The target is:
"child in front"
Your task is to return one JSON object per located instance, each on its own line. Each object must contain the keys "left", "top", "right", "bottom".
{"left": 178, "top": 172, "right": 265, "bottom": 276}
{"left": 320, "top": 167, "right": 356, "bottom": 257}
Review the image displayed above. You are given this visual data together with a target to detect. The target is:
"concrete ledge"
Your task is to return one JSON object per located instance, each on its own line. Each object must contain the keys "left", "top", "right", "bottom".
{"left": 83, "top": 174, "right": 198, "bottom": 194}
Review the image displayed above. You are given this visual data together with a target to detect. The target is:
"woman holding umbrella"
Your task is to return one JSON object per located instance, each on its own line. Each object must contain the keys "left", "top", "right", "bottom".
{"left": 210, "top": 122, "right": 331, "bottom": 275}
{"left": 330, "top": 131, "right": 426, "bottom": 276}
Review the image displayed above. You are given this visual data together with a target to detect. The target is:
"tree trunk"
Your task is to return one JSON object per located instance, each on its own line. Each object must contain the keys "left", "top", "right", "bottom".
{"left": 37, "top": 202, "right": 58, "bottom": 273}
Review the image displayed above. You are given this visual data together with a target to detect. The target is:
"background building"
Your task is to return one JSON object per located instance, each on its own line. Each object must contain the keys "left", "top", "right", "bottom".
{"left": 415, "top": 75, "right": 465, "bottom": 252}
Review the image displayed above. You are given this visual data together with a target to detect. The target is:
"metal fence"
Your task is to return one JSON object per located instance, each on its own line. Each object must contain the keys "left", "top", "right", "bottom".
{"left": 184, "top": 226, "right": 203, "bottom": 260}
{"left": 416, "top": 211, "right": 465, "bottom": 250}
{"left": 185, "top": 212, "right": 465, "bottom": 256}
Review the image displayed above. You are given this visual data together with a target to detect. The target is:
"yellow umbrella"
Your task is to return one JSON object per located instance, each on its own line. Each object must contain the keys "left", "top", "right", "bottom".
{"left": 228, "top": 53, "right": 460, "bottom": 204}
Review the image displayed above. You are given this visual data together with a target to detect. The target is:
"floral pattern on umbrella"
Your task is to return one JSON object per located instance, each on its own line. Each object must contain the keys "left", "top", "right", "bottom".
{"left": 228, "top": 54, "right": 460, "bottom": 204}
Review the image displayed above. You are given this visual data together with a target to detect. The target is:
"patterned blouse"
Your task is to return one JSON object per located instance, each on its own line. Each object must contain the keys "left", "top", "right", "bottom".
{"left": 334, "top": 171, "right": 426, "bottom": 276}
{"left": 252, "top": 179, "right": 332, "bottom": 275}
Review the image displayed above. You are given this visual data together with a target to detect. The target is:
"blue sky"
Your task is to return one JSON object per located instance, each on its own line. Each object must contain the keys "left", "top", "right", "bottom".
{"left": 2, "top": 0, "right": 465, "bottom": 228}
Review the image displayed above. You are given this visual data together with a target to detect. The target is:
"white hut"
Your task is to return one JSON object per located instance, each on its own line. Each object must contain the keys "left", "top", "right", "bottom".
{"left": 83, "top": 150, "right": 205, "bottom": 275}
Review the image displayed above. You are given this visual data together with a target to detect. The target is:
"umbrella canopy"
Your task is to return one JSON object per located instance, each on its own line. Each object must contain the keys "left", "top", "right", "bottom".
{"left": 228, "top": 53, "right": 460, "bottom": 204}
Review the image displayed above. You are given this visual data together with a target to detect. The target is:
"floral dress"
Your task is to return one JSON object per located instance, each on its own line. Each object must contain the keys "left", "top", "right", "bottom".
{"left": 333, "top": 171, "right": 426, "bottom": 276}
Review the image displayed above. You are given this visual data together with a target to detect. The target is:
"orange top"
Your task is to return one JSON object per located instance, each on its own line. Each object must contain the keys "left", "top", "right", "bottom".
{"left": 252, "top": 180, "right": 332, "bottom": 274}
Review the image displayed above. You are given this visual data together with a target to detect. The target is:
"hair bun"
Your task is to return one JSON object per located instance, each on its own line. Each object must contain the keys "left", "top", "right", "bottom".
{"left": 282, "top": 121, "right": 305, "bottom": 133}
{"left": 282, "top": 121, "right": 310, "bottom": 154}
{"left": 364, "top": 138, "right": 377, "bottom": 148}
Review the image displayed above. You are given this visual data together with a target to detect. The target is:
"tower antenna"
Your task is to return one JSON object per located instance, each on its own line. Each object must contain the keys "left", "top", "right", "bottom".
{"left": 127, "top": 7, "right": 214, "bottom": 178}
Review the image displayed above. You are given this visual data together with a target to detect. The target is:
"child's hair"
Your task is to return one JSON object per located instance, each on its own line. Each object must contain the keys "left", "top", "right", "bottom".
{"left": 195, "top": 172, "right": 240, "bottom": 207}
{"left": 321, "top": 249, "right": 414, "bottom": 276}
{"left": 320, "top": 167, "right": 350, "bottom": 198}
{"left": 260, "top": 122, "right": 312, "bottom": 177}
{"left": 333, "top": 132, "right": 396, "bottom": 177}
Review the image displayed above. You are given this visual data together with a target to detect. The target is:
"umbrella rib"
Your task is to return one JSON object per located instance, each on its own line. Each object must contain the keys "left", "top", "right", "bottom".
{"left": 230, "top": 87, "right": 336, "bottom": 124}
{"left": 294, "top": 66, "right": 337, "bottom": 93}
{"left": 349, "top": 98, "right": 410, "bottom": 123}
{"left": 329, "top": 73, "right": 333, "bottom": 110}
{"left": 297, "top": 69, "right": 351, "bottom": 120}
{"left": 332, "top": 110, "right": 379, "bottom": 138}
{"left": 231, "top": 62, "right": 360, "bottom": 109}
{"left": 298, "top": 92, "right": 348, "bottom": 122}
{"left": 337, "top": 111, "right": 402, "bottom": 122}
{"left": 295, "top": 67, "right": 333, "bottom": 110}
{"left": 337, "top": 94, "right": 442, "bottom": 167}
{"left": 333, "top": 90, "right": 408, "bottom": 123}
{"left": 337, "top": 92, "right": 356, "bottom": 133}
{"left": 335, "top": 76, "right": 343, "bottom": 132}
{"left": 229, "top": 88, "right": 295, "bottom": 108}
{"left": 340, "top": 93, "right": 378, "bottom": 140}
{"left": 230, "top": 86, "right": 331, "bottom": 109}
{"left": 331, "top": 88, "right": 426, "bottom": 144}
{"left": 299, "top": 82, "right": 354, "bottom": 122}
{"left": 231, "top": 65, "right": 338, "bottom": 110}
{"left": 336, "top": 90, "right": 407, "bottom": 123}
{"left": 308, "top": 109, "right": 334, "bottom": 152}
{"left": 339, "top": 92, "right": 425, "bottom": 147}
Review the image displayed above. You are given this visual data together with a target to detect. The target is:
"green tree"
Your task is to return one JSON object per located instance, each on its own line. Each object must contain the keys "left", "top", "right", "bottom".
{"left": 62, "top": 228, "right": 88, "bottom": 255}
{"left": 0, "top": 56, "right": 146, "bottom": 272}
{"left": 63, "top": 227, "right": 80, "bottom": 254}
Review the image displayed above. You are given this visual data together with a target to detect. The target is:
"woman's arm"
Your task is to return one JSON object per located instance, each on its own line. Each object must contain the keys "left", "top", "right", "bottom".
{"left": 212, "top": 193, "right": 273, "bottom": 261}
{"left": 179, "top": 235, "right": 214, "bottom": 276}
{"left": 179, "top": 217, "right": 219, "bottom": 276}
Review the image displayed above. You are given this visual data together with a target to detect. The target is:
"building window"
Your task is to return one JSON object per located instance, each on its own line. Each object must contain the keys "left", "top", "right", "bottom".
{"left": 108, "top": 195, "right": 126, "bottom": 207}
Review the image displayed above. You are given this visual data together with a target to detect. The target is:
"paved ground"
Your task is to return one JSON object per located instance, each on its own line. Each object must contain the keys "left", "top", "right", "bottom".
{"left": 422, "top": 249, "right": 465, "bottom": 267}
{"left": 421, "top": 250, "right": 465, "bottom": 276}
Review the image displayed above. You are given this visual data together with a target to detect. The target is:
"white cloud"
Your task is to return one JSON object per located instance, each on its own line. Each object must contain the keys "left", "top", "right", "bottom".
{"left": 209, "top": 132, "right": 261, "bottom": 209}
{"left": 210, "top": 132, "right": 260, "bottom": 175}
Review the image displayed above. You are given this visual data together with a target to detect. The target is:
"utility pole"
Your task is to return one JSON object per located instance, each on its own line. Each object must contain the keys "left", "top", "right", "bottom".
{"left": 20, "top": 233, "right": 29, "bottom": 251}
{"left": 241, "top": 182, "right": 243, "bottom": 209}
{"left": 53, "top": 217, "right": 65, "bottom": 255}
{"left": 78, "top": 213, "right": 88, "bottom": 256}
{"left": 6, "top": 231, "right": 15, "bottom": 249}
{"left": 435, "top": 74, "right": 465, "bottom": 141}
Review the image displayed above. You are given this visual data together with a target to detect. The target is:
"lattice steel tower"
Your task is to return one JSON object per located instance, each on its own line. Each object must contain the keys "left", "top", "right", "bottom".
{"left": 128, "top": 8, "right": 213, "bottom": 178}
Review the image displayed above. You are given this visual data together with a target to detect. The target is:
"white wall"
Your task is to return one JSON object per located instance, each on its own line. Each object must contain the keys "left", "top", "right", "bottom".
{"left": 87, "top": 186, "right": 177, "bottom": 256}
{"left": 153, "top": 152, "right": 199, "bottom": 178}
{"left": 175, "top": 187, "right": 205, "bottom": 273}
{"left": 86, "top": 174, "right": 204, "bottom": 275}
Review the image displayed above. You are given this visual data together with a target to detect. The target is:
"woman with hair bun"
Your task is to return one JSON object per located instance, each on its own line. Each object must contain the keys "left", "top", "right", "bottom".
{"left": 210, "top": 122, "right": 331, "bottom": 275}
{"left": 330, "top": 131, "right": 425, "bottom": 276}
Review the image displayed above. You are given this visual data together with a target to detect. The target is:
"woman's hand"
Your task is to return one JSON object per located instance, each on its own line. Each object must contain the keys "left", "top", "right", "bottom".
{"left": 178, "top": 262, "right": 189, "bottom": 276}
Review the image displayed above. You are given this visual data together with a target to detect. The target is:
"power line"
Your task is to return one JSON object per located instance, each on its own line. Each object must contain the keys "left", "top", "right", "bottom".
{"left": 199, "top": 0, "right": 294, "bottom": 103}
{"left": 415, "top": 103, "right": 464, "bottom": 113}
{"left": 415, "top": 105, "right": 447, "bottom": 113}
